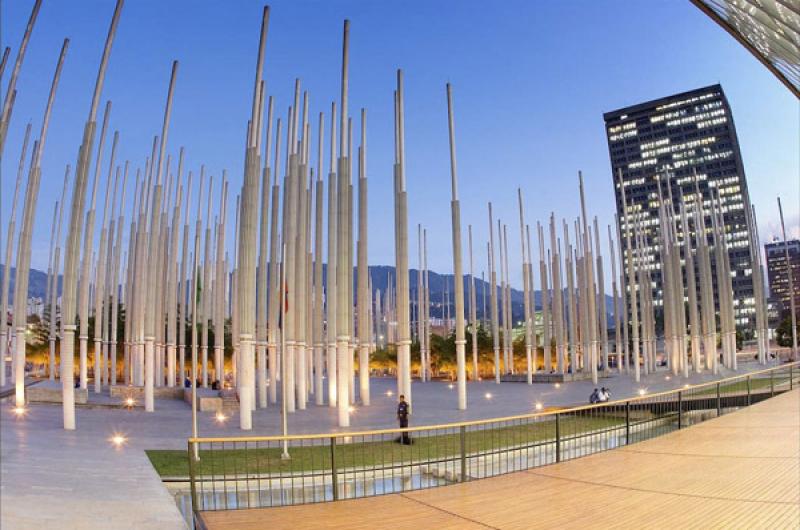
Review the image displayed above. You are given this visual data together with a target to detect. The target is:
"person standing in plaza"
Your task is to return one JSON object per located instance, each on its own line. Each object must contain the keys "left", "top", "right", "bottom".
{"left": 397, "top": 394, "right": 411, "bottom": 444}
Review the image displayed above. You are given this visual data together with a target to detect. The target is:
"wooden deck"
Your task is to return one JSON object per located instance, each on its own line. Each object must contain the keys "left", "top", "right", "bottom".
{"left": 199, "top": 389, "right": 800, "bottom": 529}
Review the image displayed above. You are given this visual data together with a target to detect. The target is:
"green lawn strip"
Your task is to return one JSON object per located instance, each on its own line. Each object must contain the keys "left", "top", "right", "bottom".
{"left": 692, "top": 377, "right": 790, "bottom": 396}
{"left": 146, "top": 415, "right": 623, "bottom": 477}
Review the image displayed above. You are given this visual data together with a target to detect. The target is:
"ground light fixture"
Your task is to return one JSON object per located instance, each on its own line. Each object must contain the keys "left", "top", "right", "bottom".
{"left": 554, "top": 383, "right": 561, "bottom": 389}
{"left": 484, "top": 392, "right": 493, "bottom": 400}
{"left": 110, "top": 433, "right": 128, "bottom": 448}
{"left": 215, "top": 412, "right": 228, "bottom": 424}
{"left": 12, "top": 406, "right": 27, "bottom": 417}
{"left": 348, "top": 405, "right": 356, "bottom": 413}
{"left": 385, "top": 390, "right": 393, "bottom": 397}
{"left": 535, "top": 402, "right": 544, "bottom": 411}
{"left": 124, "top": 397, "right": 136, "bottom": 408}
{"left": 447, "top": 383, "right": 454, "bottom": 390}
{"left": 638, "top": 388, "right": 648, "bottom": 396}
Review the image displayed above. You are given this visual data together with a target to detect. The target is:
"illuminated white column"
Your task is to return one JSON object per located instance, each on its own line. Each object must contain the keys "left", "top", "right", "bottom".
{"left": 445, "top": 83, "right": 466, "bottom": 409}
{"left": 619, "top": 169, "right": 641, "bottom": 382}
{"left": 357, "top": 109, "right": 370, "bottom": 406}
{"left": 517, "top": 192, "right": 532, "bottom": 383}
{"left": 488, "top": 204, "right": 500, "bottom": 383}
{"left": 1, "top": 125, "right": 30, "bottom": 388}
{"left": 15, "top": 39, "right": 68, "bottom": 407}
{"left": 237, "top": 6, "right": 270, "bottom": 430}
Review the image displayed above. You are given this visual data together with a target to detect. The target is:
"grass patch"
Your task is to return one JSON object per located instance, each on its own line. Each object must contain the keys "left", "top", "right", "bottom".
{"left": 146, "top": 415, "right": 624, "bottom": 477}
{"left": 693, "top": 377, "right": 790, "bottom": 396}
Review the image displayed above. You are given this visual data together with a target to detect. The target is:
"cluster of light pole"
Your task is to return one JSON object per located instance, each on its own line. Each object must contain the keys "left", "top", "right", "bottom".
{"left": 1, "top": 0, "right": 796, "bottom": 439}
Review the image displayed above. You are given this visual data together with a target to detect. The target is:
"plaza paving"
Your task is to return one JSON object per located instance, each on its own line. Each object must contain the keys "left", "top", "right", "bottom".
{"left": 200, "top": 387, "right": 800, "bottom": 529}
{"left": 0, "top": 358, "right": 789, "bottom": 529}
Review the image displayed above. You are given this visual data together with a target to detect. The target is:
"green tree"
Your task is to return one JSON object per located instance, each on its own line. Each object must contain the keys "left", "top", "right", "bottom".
{"left": 776, "top": 316, "right": 799, "bottom": 348}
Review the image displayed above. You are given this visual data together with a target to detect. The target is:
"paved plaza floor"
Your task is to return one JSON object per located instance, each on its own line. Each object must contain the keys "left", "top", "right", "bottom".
{"left": 0, "top": 358, "right": 788, "bottom": 529}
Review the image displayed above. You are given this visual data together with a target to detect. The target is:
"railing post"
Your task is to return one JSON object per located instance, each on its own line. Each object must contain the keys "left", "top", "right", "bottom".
{"left": 188, "top": 440, "right": 199, "bottom": 517}
{"left": 677, "top": 391, "right": 682, "bottom": 429}
{"left": 747, "top": 375, "right": 751, "bottom": 406}
{"left": 330, "top": 436, "right": 339, "bottom": 501}
{"left": 625, "top": 401, "right": 630, "bottom": 445}
{"left": 459, "top": 426, "right": 467, "bottom": 482}
{"left": 770, "top": 369, "right": 774, "bottom": 396}
{"left": 791, "top": 365, "right": 794, "bottom": 390}
{"left": 555, "top": 413, "right": 561, "bottom": 463}
{"left": 716, "top": 383, "right": 721, "bottom": 416}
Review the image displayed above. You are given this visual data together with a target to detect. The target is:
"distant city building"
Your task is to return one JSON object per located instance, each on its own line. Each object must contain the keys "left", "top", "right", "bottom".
{"left": 765, "top": 238, "right": 800, "bottom": 321}
{"left": 604, "top": 84, "right": 756, "bottom": 329}
{"left": 690, "top": 0, "right": 800, "bottom": 99}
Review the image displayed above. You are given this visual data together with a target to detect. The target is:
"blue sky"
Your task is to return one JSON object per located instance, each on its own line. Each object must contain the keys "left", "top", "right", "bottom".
{"left": 2, "top": 0, "right": 798, "bottom": 288}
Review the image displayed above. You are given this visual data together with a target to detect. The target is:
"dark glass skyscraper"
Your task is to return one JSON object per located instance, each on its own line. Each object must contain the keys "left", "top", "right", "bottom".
{"left": 604, "top": 84, "right": 756, "bottom": 329}
{"left": 765, "top": 238, "right": 800, "bottom": 320}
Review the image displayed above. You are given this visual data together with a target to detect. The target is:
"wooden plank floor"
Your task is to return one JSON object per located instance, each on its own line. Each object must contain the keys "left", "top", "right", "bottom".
{"left": 199, "top": 389, "right": 800, "bottom": 530}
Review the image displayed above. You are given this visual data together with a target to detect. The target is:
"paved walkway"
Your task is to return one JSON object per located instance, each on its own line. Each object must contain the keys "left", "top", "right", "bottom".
{"left": 0, "top": 405, "right": 188, "bottom": 530}
{"left": 199, "top": 388, "right": 800, "bottom": 529}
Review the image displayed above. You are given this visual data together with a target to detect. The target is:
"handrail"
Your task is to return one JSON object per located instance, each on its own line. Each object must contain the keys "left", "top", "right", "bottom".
{"left": 188, "top": 361, "right": 798, "bottom": 444}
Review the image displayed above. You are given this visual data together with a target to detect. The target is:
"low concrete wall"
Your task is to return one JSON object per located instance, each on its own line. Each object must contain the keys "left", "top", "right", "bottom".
{"left": 501, "top": 371, "right": 601, "bottom": 383}
{"left": 184, "top": 388, "right": 223, "bottom": 412}
{"left": 28, "top": 380, "right": 88, "bottom": 404}
{"left": 110, "top": 385, "right": 184, "bottom": 400}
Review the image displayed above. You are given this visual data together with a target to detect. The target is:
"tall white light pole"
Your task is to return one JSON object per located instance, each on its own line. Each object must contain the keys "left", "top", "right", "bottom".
{"left": 518, "top": 191, "right": 532, "bottom": 384}
{"left": 488, "top": 204, "right": 500, "bottom": 383}
{"left": 445, "top": 84, "right": 466, "bottom": 409}
{"left": 336, "top": 22, "right": 352, "bottom": 426}
{"left": 357, "top": 109, "right": 370, "bottom": 406}
{"left": 238, "top": 6, "right": 270, "bottom": 430}
{"left": 0, "top": 124, "right": 30, "bottom": 387}
{"left": 468, "top": 225, "right": 478, "bottom": 380}
{"left": 394, "top": 69, "right": 412, "bottom": 408}
{"left": 15, "top": 39, "right": 69, "bottom": 407}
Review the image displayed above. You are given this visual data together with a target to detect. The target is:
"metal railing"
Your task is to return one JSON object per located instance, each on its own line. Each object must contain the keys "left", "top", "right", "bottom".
{"left": 187, "top": 361, "right": 798, "bottom": 516}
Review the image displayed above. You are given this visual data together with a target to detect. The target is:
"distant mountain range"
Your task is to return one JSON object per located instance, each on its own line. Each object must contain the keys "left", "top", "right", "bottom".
{"left": 0, "top": 266, "right": 60, "bottom": 305}
{"left": 1, "top": 264, "right": 614, "bottom": 323}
